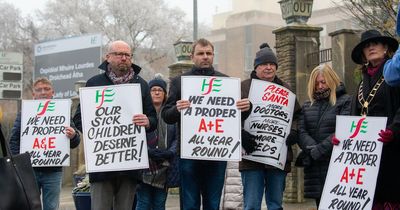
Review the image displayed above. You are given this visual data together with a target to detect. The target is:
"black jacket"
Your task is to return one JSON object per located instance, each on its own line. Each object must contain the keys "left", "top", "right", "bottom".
{"left": 73, "top": 60, "right": 157, "bottom": 183}
{"left": 352, "top": 64, "right": 400, "bottom": 202}
{"left": 298, "top": 83, "right": 351, "bottom": 199}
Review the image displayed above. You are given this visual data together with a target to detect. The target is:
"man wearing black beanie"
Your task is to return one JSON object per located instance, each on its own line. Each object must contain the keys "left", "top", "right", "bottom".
{"left": 239, "top": 43, "right": 301, "bottom": 210}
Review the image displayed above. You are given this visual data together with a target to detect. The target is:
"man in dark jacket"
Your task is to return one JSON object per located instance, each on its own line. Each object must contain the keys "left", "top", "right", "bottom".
{"left": 73, "top": 40, "right": 157, "bottom": 210}
{"left": 239, "top": 43, "right": 301, "bottom": 210}
{"left": 161, "top": 38, "right": 250, "bottom": 210}
{"left": 9, "top": 77, "right": 80, "bottom": 210}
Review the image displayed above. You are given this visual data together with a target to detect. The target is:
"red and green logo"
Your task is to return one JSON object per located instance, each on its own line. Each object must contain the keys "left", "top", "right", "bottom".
{"left": 201, "top": 77, "right": 222, "bottom": 95}
{"left": 349, "top": 117, "right": 368, "bottom": 138}
{"left": 37, "top": 100, "right": 55, "bottom": 116}
{"left": 95, "top": 88, "right": 115, "bottom": 108}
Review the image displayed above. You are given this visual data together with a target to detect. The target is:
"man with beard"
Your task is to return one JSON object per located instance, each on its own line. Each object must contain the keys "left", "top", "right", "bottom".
{"left": 162, "top": 38, "right": 250, "bottom": 210}
{"left": 73, "top": 40, "right": 157, "bottom": 210}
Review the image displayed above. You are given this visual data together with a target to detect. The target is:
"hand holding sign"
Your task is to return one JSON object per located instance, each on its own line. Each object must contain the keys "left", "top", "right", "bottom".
{"left": 332, "top": 135, "right": 340, "bottom": 145}
{"left": 236, "top": 98, "right": 250, "bottom": 112}
{"left": 378, "top": 128, "right": 393, "bottom": 143}
{"left": 65, "top": 126, "right": 76, "bottom": 139}
{"left": 176, "top": 99, "right": 190, "bottom": 111}
{"left": 132, "top": 114, "right": 150, "bottom": 128}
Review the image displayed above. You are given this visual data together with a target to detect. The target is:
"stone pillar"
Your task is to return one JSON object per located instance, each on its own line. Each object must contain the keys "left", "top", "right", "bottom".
{"left": 273, "top": 25, "right": 322, "bottom": 202}
{"left": 329, "top": 29, "right": 361, "bottom": 96}
{"left": 273, "top": 25, "right": 322, "bottom": 104}
{"left": 168, "top": 41, "right": 194, "bottom": 78}
{"left": 63, "top": 80, "right": 86, "bottom": 186}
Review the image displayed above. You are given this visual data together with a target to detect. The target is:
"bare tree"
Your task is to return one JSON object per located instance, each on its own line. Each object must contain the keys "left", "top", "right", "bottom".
{"left": 0, "top": 2, "right": 39, "bottom": 138}
{"left": 35, "top": 0, "right": 199, "bottom": 77}
{"left": 337, "top": 0, "right": 399, "bottom": 37}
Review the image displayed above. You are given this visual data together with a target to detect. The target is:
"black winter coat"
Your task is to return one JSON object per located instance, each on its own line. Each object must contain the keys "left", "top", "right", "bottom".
{"left": 298, "top": 83, "right": 351, "bottom": 199}
{"left": 73, "top": 60, "right": 157, "bottom": 183}
{"left": 352, "top": 64, "right": 400, "bottom": 203}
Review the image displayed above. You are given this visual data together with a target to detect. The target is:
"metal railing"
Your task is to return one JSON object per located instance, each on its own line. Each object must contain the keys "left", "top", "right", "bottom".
{"left": 307, "top": 48, "right": 332, "bottom": 68}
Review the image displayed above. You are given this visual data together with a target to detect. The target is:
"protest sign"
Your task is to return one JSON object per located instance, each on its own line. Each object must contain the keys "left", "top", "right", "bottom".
{"left": 20, "top": 99, "right": 71, "bottom": 167}
{"left": 319, "top": 116, "right": 386, "bottom": 210}
{"left": 243, "top": 79, "right": 296, "bottom": 169}
{"left": 79, "top": 84, "right": 148, "bottom": 173}
{"left": 181, "top": 76, "right": 241, "bottom": 161}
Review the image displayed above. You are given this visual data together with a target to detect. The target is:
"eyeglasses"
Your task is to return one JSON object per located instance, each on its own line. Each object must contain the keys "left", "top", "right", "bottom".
{"left": 34, "top": 87, "right": 52, "bottom": 93}
{"left": 109, "top": 52, "right": 132, "bottom": 58}
{"left": 151, "top": 88, "right": 164, "bottom": 93}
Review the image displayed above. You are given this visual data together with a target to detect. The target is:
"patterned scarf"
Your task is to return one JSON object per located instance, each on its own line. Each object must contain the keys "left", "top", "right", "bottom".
{"left": 106, "top": 65, "right": 134, "bottom": 84}
{"left": 313, "top": 89, "right": 331, "bottom": 101}
{"left": 367, "top": 61, "right": 384, "bottom": 77}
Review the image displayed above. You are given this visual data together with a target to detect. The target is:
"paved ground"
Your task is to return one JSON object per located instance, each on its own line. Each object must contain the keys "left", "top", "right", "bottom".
{"left": 60, "top": 185, "right": 317, "bottom": 210}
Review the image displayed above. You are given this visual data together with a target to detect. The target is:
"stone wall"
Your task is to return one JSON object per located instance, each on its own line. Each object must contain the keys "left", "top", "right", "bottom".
{"left": 273, "top": 24, "right": 322, "bottom": 202}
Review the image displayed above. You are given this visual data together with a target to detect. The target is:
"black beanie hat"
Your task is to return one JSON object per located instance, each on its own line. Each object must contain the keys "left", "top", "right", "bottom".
{"left": 253, "top": 43, "right": 278, "bottom": 69}
{"left": 149, "top": 78, "right": 167, "bottom": 93}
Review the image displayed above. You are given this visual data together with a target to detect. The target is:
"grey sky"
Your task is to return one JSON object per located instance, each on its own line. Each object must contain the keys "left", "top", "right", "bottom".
{"left": 3, "top": 0, "right": 232, "bottom": 26}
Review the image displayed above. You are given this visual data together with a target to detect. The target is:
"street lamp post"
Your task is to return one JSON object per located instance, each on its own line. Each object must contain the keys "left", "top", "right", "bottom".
{"left": 193, "top": 0, "right": 198, "bottom": 41}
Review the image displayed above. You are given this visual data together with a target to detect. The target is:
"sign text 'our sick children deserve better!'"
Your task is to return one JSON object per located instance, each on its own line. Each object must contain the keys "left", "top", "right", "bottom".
{"left": 243, "top": 79, "right": 296, "bottom": 170}
{"left": 319, "top": 116, "right": 386, "bottom": 210}
{"left": 181, "top": 76, "right": 241, "bottom": 161}
{"left": 20, "top": 99, "right": 71, "bottom": 167}
{"left": 79, "top": 84, "right": 148, "bottom": 173}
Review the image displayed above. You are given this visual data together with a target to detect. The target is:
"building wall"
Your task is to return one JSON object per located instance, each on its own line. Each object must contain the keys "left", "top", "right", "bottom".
{"left": 207, "top": 1, "right": 360, "bottom": 79}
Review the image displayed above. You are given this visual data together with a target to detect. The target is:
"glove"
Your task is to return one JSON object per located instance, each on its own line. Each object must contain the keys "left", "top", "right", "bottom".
{"left": 286, "top": 130, "right": 298, "bottom": 146}
{"left": 378, "top": 128, "right": 394, "bottom": 144}
{"left": 241, "top": 130, "right": 258, "bottom": 154}
{"left": 306, "top": 145, "right": 322, "bottom": 160}
{"left": 331, "top": 135, "right": 340, "bottom": 146}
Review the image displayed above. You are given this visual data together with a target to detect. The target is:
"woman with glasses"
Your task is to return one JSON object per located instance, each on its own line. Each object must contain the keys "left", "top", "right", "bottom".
{"left": 135, "top": 77, "right": 179, "bottom": 210}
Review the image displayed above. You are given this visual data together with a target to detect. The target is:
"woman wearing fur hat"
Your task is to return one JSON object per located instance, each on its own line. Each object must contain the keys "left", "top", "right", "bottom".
{"left": 135, "top": 77, "right": 179, "bottom": 210}
{"left": 340, "top": 29, "right": 400, "bottom": 208}
{"left": 239, "top": 43, "right": 301, "bottom": 210}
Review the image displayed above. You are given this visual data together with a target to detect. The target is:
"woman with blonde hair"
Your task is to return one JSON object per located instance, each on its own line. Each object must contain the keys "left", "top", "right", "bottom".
{"left": 297, "top": 64, "right": 351, "bottom": 206}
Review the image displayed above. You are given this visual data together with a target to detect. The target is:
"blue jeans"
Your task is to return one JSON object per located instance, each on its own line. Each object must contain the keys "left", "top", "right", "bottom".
{"left": 180, "top": 159, "right": 227, "bottom": 210}
{"left": 241, "top": 169, "right": 287, "bottom": 210}
{"left": 34, "top": 170, "right": 63, "bottom": 210}
{"left": 135, "top": 183, "right": 167, "bottom": 210}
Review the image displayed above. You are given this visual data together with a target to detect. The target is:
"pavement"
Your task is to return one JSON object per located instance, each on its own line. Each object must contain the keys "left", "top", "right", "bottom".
{"left": 60, "top": 185, "right": 317, "bottom": 210}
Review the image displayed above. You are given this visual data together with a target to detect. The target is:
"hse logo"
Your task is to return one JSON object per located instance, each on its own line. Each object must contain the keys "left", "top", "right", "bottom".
{"left": 201, "top": 78, "right": 222, "bottom": 95}
{"left": 37, "top": 100, "right": 55, "bottom": 116}
{"left": 95, "top": 88, "right": 115, "bottom": 108}
{"left": 349, "top": 118, "right": 367, "bottom": 138}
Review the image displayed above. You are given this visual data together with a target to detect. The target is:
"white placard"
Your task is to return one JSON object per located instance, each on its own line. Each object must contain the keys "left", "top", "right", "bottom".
{"left": 243, "top": 79, "right": 296, "bottom": 170}
{"left": 319, "top": 116, "right": 386, "bottom": 210}
{"left": 181, "top": 76, "right": 241, "bottom": 161}
{"left": 20, "top": 99, "right": 71, "bottom": 167}
{"left": 79, "top": 84, "right": 148, "bottom": 173}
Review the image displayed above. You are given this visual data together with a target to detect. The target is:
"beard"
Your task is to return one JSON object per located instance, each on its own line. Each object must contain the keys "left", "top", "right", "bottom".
{"left": 110, "top": 63, "right": 130, "bottom": 75}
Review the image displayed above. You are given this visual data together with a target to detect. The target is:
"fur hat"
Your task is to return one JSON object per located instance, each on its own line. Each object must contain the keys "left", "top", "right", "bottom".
{"left": 148, "top": 78, "right": 167, "bottom": 93}
{"left": 253, "top": 43, "right": 278, "bottom": 69}
{"left": 351, "top": 29, "right": 398, "bottom": 64}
